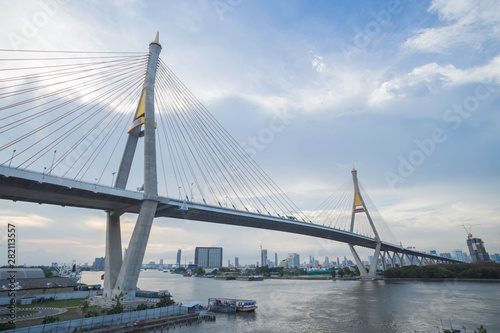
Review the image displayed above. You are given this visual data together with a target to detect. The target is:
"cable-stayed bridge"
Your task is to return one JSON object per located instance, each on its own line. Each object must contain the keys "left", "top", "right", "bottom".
{"left": 0, "top": 34, "right": 460, "bottom": 300}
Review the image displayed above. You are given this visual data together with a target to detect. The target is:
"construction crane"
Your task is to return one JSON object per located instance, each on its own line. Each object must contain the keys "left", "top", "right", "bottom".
{"left": 460, "top": 224, "right": 480, "bottom": 239}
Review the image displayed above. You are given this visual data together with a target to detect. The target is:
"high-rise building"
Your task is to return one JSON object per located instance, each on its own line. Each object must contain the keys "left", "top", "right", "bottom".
{"left": 286, "top": 253, "right": 300, "bottom": 268}
{"left": 176, "top": 249, "right": 181, "bottom": 267}
{"left": 235, "top": 257, "right": 239, "bottom": 267}
{"left": 467, "top": 237, "right": 491, "bottom": 262}
{"left": 194, "top": 247, "right": 223, "bottom": 267}
{"left": 323, "top": 256, "right": 330, "bottom": 268}
{"left": 440, "top": 252, "right": 452, "bottom": 259}
{"left": 92, "top": 257, "right": 105, "bottom": 271}
{"left": 159, "top": 259, "right": 164, "bottom": 266}
{"left": 275, "top": 253, "right": 278, "bottom": 266}
{"left": 261, "top": 249, "right": 268, "bottom": 267}
{"left": 228, "top": 259, "right": 231, "bottom": 267}
{"left": 453, "top": 250, "right": 465, "bottom": 262}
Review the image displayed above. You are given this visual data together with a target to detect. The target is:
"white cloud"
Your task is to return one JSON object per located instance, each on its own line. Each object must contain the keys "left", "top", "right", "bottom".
{"left": 404, "top": 0, "right": 500, "bottom": 53}
{"left": 0, "top": 210, "right": 52, "bottom": 228}
{"left": 369, "top": 54, "right": 500, "bottom": 105}
{"left": 311, "top": 53, "right": 326, "bottom": 73}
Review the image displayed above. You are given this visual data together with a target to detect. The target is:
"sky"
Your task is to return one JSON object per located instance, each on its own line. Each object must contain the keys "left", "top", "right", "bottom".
{"left": 0, "top": 0, "right": 499, "bottom": 267}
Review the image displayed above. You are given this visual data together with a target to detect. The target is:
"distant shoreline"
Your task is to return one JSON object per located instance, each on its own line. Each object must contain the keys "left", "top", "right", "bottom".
{"left": 264, "top": 276, "right": 500, "bottom": 282}
{"left": 383, "top": 278, "right": 500, "bottom": 282}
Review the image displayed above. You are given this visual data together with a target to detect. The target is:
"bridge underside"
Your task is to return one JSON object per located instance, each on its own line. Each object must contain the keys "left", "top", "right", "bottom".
{"left": 0, "top": 166, "right": 461, "bottom": 265}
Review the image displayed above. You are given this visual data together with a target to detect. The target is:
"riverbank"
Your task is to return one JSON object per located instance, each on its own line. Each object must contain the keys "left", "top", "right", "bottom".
{"left": 384, "top": 278, "right": 500, "bottom": 282}
{"left": 267, "top": 276, "right": 500, "bottom": 282}
{"left": 267, "top": 275, "right": 333, "bottom": 280}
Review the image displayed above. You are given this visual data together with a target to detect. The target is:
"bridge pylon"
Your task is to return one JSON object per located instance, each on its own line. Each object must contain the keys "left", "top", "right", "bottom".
{"left": 349, "top": 166, "right": 381, "bottom": 278}
{"left": 103, "top": 33, "right": 161, "bottom": 300}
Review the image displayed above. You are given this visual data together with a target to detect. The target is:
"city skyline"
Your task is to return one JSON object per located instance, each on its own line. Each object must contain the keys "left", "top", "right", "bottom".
{"left": 0, "top": 1, "right": 499, "bottom": 266}
{"left": 70, "top": 242, "right": 500, "bottom": 270}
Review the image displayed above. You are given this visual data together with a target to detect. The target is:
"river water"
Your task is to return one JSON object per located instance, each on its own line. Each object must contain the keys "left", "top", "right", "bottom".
{"left": 81, "top": 271, "right": 499, "bottom": 333}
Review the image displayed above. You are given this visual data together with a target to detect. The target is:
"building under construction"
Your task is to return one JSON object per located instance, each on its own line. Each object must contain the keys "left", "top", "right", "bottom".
{"left": 467, "top": 237, "right": 491, "bottom": 262}
{"left": 463, "top": 225, "right": 491, "bottom": 263}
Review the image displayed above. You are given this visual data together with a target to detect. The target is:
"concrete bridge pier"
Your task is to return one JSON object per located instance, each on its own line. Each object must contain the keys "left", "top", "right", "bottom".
{"left": 349, "top": 166, "right": 382, "bottom": 278}
{"left": 103, "top": 212, "right": 122, "bottom": 299}
{"left": 104, "top": 33, "right": 162, "bottom": 300}
{"left": 112, "top": 200, "right": 158, "bottom": 299}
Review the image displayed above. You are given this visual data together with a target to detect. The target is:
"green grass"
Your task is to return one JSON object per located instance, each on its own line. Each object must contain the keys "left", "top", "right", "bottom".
{"left": 17, "top": 298, "right": 85, "bottom": 309}
{"left": 0, "top": 310, "right": 40, "bottom": 320}
{"left": 11, "top": 307, "right": 106, "bottom": 329}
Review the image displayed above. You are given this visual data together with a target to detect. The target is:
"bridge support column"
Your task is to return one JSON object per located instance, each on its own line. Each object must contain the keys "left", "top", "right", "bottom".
{"left": 105, "top": 33, "right": 161, "bottom": 300}
{"left": 349, "top": 245, "right": 368, "bottom": 277}
{"left": 381, "top": 251, "right": 387, "bottom": 271}
{"left": 348, "top": 166, "right": 382, "bottom": 278}
{"left": 112, "top": 200, "right": 158, "bottom": 299}
{"left": 368, "top": 242, "right": 381, "bottom": 276}
{"left": 103, "top": 212, "right": 122, "bottom": 298}
{"left": 395, "top": 252, "right": 403, "bottom": 267}
{"left": 386, "top": 251, "right": 394, "bottom": 268}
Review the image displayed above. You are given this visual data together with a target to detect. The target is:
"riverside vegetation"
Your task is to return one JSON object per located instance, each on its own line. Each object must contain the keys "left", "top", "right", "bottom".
{"left": 384, "top": 263, "right": 500, "bottom": 279}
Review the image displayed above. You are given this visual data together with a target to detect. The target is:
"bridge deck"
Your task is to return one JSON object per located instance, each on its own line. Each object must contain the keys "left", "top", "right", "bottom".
{"left": 0, "top": 166, "right": 460, "bottom": 263}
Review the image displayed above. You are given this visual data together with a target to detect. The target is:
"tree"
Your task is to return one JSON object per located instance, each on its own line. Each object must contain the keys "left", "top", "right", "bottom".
{"left": 342, "top": 267, "right": 352, "bottom": 277}
{"left": 0, "top": 323, "right": 16, "bottom": 331}
{"left": 81, "top": 299, "right": 90, "bottom": 313}
{"left": 135, "top": 303, "right": 149, "bottom": 311}
{"left": 42, "top": 316, "right": 59, "bottom": 324}
{"left": 193, "top": 267, "right": 206, "bottom": 276}
{"left": 107, "top": 291, "right": 124, "bottom": 315}
{"left": 173, "top": 267, "right": 186, "bottom": 274}
{"left": 474, "top": 325, "right": 488, "bottom": 333}
{"left": 84, "top": 310, "right": 99, "bottom": 318}
{"left": 157, "top": 296, "right": 175, "bottom": 307}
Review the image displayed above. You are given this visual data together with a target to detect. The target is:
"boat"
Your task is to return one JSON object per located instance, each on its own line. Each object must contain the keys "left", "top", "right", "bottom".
{"left": 208, "top": 298, "right": 257, "bottom": 313}
{"left": 75, "top": 284, "right": 101, "bottom": 291}
{"left": 136, "top": 289, "right": 171, "bottom": 298}
{"left": 214, "top": 276, "right": 235, "bottom": 280}
{"left": 236, "top": 276, "right": 254, "bottom": 281}
{"left": 52, "top": 260, "right": 81, "bottom": 283}
{"left": 235, "top": 275, "right": 264, "bottom": 281}
{"left": 235, "top": 299, "right": 258, "bottom": 312}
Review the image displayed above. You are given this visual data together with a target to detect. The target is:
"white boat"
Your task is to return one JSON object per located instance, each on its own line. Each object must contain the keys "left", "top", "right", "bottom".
{"left": 236, "top": 299, "right": 258, "bottom": 312}
{"left": 53, "top": 260, "right": 81, "bottom": 283}
{"left": 208, "top": 298, "right": 257, "bottom": 312}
